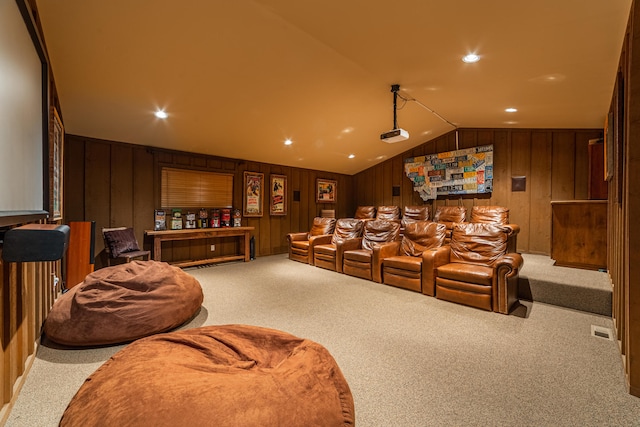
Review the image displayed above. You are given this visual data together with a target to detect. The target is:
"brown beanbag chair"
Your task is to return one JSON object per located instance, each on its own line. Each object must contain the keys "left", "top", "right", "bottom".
{"left": 60, "top": 325, "right": 355, "bottom": 426}
{"left": 44, "top": 261, "right": 203, "bottom": 346}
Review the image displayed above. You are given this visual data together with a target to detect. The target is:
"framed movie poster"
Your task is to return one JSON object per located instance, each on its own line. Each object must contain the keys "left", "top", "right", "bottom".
{"left": 243, "top": 171, "right": 264, "bottom": 217}
{"left": 604, "top": 111, "right": 614, "bottom": 181}
{"left": 316, "top": 178, "right": 337, "bottom": 203}
{"left": 270, "top": 174, "right": 287, "bottom": 216}
{"left": 49, "top": 107, "right": 64, "bottom": 220}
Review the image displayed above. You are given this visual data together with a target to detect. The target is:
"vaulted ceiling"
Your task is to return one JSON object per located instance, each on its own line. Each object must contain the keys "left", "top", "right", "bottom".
{"left": 35, "top": 0, "right": 631, "bottom": 175}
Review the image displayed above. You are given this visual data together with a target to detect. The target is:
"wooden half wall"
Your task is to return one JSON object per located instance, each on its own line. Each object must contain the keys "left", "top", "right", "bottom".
{"left": 353, "top": 128, "right": 602, "bottom": 255}
{"left": 0, "top": 229, "right": 60, "bottom": 423}
{"left": 64, "top": 135, "right": 354, "bottom": 269}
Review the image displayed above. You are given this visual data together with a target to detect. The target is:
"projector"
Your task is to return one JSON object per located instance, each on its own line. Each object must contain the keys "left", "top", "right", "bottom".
{"left": 380, "top": 128, "right": 409, "bottom": 143}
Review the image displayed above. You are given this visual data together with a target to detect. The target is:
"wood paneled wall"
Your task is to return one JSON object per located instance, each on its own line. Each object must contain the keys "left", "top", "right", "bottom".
{"left": 0, "top": 230, "right": 60, "bottom": 424}
{"left": 608, "top": 0, "right": 640, "bottom": 398}
{"left": 64, "top": 135, "right": 354, "bottom": 269}
{"left": 353, "top": 128, "right": 602, "bottom": 254}
{"left": 65, "top": 127, "right": 601, "bottom": 267}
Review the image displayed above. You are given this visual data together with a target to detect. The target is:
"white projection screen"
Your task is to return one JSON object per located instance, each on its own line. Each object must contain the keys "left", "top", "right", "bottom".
{"left": 0, "top": 0, "right": 48, "bottom": 225}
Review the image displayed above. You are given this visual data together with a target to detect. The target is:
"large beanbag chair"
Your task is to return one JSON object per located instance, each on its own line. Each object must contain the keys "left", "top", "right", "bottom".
{"left": 44, "top": 261, "right": 203, "bottom": 346}
{"left": 60, "top": 325, "right": 355, "bottom": 426}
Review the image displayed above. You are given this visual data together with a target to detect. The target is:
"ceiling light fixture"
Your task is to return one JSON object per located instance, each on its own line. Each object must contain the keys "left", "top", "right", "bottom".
{"left": 155, "top": 110, "right": 168, "bottom": 119}
{"left": 505, "top": 108, "right": 518, "bottom": 113}
{"left": 348, "top": 154, "right": 355, "bottom": 159}
{"left": 462, "top": 54, "right": 480, "bottom": 63}
{"left": 380, "top": 84, "right": 410, "bottom": 143}
{"left": 284, "top": 139, "right": 293, "bottom": 145}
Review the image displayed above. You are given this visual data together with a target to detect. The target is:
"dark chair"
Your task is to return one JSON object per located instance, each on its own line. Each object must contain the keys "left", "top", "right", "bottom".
{"left": 102, "top": 227, "right": 150, "bottom": 266}
{"left": 287, "top": 217, "right": 336, "bottom": 264}
{"left": 313, "top": 218, "right": 365, "bottom": 273}
{"left": 382, "top": 221, "right": 446, "bottom": 293}
{"left": 342, "top": 220, "right": 401, "bottom": 282}
{"left": 424, "top": 222, "right": 523, "bottom": 314}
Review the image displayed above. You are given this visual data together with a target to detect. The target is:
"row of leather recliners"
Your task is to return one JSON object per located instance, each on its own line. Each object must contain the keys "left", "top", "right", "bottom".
{"left": 287, "top": 205, "right": 523, "bottom": 314}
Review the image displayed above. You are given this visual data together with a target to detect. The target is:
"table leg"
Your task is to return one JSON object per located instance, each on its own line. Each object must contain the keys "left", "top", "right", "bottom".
{"left": 243, "top": 231, "right": 250, "bottom": 261}
{"left": 153, "top": 237, "right": 162, "bottom": 261}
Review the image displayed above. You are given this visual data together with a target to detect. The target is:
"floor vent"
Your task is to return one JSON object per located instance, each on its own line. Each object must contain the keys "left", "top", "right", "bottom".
{"left": 591, "top": 325, "right": 613, "bottom": 341}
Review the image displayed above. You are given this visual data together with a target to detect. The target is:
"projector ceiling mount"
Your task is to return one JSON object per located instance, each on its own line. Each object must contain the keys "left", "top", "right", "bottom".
{"left": 381, "top": 84, "right": 460, "bottom": 149}
{"left": 380, "top": 84, "right": 409, "bottom": 143}
{"left": 391, "top": 84, "right": 401, "bottom": 130}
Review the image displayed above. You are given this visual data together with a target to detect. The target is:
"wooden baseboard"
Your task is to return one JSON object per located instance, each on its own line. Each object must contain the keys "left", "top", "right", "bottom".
{"left": 628, "top": 376, "right": 640, "bottom": 398}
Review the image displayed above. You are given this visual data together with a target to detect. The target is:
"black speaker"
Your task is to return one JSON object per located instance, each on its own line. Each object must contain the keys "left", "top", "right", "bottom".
{"left": 2, "top": 224, "right": 70, "bottom": 262}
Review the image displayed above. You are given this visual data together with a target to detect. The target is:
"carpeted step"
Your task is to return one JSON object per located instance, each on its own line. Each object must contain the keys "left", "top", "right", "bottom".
{"left": 518, "top": 254, "right": 612, "bottom": 316}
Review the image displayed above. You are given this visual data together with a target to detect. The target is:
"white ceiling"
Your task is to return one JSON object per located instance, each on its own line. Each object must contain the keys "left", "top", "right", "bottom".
{"left": 34, "top": 0, "right": 632, "bottom": 175}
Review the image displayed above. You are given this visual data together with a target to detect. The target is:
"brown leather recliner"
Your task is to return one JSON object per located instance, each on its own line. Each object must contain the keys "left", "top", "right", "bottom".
{"left": 382, "top": 221, "right": 446, "bottom": 293}
{"left": 433, "top": 205, "right": 467, "bottom": 243}
{"left": 375, "top": 205, "right": 401, "bottom": 220}
{"left": 342, "top": 219, "right": 401, "bottom": 282}
{"left": 469, "top": 205, "right": 508, "bottom": 224}
{"left": 403, "top": 205, "right": 430, "bottom": 221}
{"left": 400, "top": 205, "right": 430, "bottom": 237}
{"left": 354, "top": 206, "right": 376, "bottom": 220}
{"left": 469, "top": 205, "right": 520, "bottom": 253}
{"left": 287, "top": 217, "right": 336, "bottom": 265}
{"left": 313, "top": 218, "right": 365, "bottom": 273}
{"left": 424, "top": 222, "right": 523, "bottom": 314}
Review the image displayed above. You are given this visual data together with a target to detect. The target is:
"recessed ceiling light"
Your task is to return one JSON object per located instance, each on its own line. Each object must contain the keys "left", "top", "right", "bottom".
{"left": 505, "top": 108, "right": 518, "bottom": 113}
{"left": 284, "top": 139, "right": 293, "bottom": 146}
{"left": 462, "top": 54, "right": 480, "bottom": 63}
{"left": 348, "top": 154, "right": 355, "bottom": 159}
{"left": 155, "top": 110, "right": 168, "bottom": 119}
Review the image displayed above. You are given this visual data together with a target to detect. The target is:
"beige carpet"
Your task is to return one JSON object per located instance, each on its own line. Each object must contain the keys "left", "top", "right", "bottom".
{"left": 6, "top": 254, "right": 640, "bottom": 426}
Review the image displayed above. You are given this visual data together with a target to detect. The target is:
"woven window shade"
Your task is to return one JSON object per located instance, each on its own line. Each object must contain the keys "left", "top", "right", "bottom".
{"left": 161, "top": 168, "right": 233, "bottom": 208}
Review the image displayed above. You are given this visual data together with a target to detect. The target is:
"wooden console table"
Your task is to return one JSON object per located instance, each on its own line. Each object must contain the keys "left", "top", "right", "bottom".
{"left": 145, "top": 227, "right": 254, "bottom": 268}
{"left": 550, "top": 200, "right": 606, "bottom": 270}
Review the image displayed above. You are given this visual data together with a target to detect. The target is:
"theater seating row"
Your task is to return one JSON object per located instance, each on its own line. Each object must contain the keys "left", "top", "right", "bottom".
{"left": 287, "top": 205, "right": 523, "bottom": 314}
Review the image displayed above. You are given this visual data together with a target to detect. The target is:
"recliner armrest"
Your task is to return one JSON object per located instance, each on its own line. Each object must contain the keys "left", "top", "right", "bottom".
{"left": 307, "top": 234, "right": 333, "bottom": 265}
{"left": 421, "top": 246, "right": 451, "bottom": 296}
{"left": 504, "top": 225, "right": 520, "bottom": 253}
{"left": 494, "top": 252, "right": 524, "bottom": 314}
{"left": 504, "top": 224, "right": 520, "bottom": 236}
{"left": 495, "top": 252, "right": 523, "bottom": 273}
{"left": 309, "top": 234, "right": 332, "bottom": 246}
{"left": 372, "top": 241, "right": 401, "bottom": 283}
{"left": 335, "top": 238, "right": 363, "bottom": 273}
{"left": 287, "top": 232, "right": 309, "bottom": 243}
